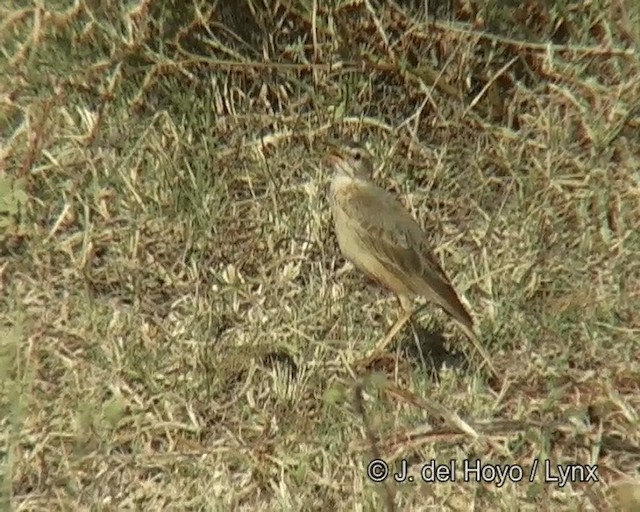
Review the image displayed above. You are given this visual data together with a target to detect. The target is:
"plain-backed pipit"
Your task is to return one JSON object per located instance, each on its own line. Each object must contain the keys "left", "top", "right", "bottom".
{"left": 325, "top": 141, "right": 496, "bottom": 377}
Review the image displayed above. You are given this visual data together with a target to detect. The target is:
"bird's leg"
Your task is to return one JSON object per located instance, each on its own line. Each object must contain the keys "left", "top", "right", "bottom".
{"left": 371, "top": 313, "right": 411, "bottom": 353}
{"left": 361, "top": 295, "right": 412, "bottom": 358}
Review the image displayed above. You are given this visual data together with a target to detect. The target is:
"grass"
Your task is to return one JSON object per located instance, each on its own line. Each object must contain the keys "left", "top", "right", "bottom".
{"left": 2, "top": 0, "right": 640, "bottom": 510}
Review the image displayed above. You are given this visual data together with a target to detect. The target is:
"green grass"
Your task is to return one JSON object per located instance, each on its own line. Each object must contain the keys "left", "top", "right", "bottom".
{"left": 2, "top": 0, "right": 640, "bottom": 510}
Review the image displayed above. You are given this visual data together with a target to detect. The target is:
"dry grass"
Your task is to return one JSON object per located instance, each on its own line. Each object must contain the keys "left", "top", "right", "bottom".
{"left": 2, "top": 0, "right": 640, "bottom": 510}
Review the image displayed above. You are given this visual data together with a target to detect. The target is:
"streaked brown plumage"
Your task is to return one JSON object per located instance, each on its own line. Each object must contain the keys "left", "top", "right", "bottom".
{"left": 326, "top": 141, "right": 496, "bottom": 376}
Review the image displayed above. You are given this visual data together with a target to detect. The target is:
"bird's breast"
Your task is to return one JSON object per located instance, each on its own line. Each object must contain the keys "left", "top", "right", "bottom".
{"left": 329, "top": 174, "right": 358, "bottom": 197}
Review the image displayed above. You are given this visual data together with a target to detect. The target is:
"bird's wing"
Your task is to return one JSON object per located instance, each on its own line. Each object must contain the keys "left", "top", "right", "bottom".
{"left": 339, "top": 182, "right": 475, "bottom": 330}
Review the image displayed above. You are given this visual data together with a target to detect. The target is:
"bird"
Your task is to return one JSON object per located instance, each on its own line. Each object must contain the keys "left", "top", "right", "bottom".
{"left": 325, "top": 140, "right": 497, "bottom": 377}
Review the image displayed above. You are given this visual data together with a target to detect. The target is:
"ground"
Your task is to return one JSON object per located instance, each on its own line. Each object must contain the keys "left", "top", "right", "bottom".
{"left": 2, "top": 0, "right": 640, "bottom": 510}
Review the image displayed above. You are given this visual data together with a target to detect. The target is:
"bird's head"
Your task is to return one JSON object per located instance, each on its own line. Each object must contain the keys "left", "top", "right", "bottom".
{"left": 324, "top": 141, "right": 373, "bottom": 181}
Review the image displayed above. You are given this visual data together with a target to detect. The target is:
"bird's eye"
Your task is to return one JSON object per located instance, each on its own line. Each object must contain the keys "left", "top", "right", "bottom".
{"left": 354, "top": 152, "right": 361, "bottom": 161}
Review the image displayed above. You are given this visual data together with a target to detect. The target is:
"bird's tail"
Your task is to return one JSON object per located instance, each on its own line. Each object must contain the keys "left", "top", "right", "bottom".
{"left": 431, "top": 284, "right": 498, "bottom": 378}
{"left": 454, "top": 316, "right": 498, "bottom": 379}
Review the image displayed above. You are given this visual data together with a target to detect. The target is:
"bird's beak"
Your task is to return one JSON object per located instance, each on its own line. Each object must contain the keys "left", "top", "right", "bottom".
{"left": 325, "top": 139, "right": 344, "bottom": 155}
{"left": 325, "top": 152, "right": 341, "bottom": 164}
{"left": 323, "top": 144, "right": 343, "bottom": 167}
